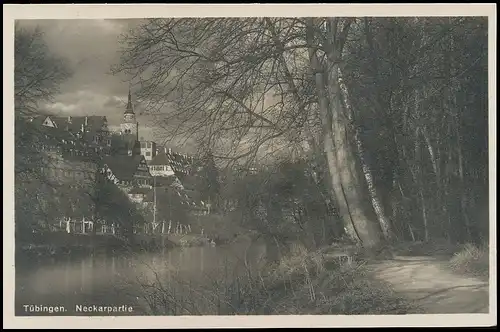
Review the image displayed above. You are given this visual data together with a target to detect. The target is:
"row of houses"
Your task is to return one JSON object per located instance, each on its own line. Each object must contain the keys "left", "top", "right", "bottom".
{"left": 27, "top": 89, "right": 211, "bottom": 226}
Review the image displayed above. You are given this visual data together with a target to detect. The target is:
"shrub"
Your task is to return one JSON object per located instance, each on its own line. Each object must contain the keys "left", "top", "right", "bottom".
{"left": 449, "top": 242, "right": 489, "bottom": 279}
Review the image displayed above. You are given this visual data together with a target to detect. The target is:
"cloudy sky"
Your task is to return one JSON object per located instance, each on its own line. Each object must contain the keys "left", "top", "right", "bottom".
{"left": 17, "top": 19, "right": 191, "bottom": 150}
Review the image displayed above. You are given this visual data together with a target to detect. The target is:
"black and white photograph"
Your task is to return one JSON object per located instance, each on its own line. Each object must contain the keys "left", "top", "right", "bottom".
{"left": 4, "top": 4, "right": 497, "bottom": 329}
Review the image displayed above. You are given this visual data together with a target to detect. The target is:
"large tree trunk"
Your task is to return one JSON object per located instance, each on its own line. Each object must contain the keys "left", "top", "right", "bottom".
{"left": 338, "top": 69, "right": 394, "bottom": 242}
{"left": 306, "top": 18, "right": 385, "bottom": 249}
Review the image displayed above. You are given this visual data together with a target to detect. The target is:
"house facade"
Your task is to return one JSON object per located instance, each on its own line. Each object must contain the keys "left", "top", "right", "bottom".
{"left": 33, "top": 114, "right": 112, "bottom": 155}
{"left": 140, "top": 141, "right": 157, "bottom": 161}
{"left": 22, "top": 88, "right": 218, "bottom": 232}
{"left": 148, "top": 152, "right": 176, "bottom": 177}
{"left": 128, "top": 187, "right": 154, "bottom": 205}
{"left": 101, "top": 154, "right": 153, "bottom": 189}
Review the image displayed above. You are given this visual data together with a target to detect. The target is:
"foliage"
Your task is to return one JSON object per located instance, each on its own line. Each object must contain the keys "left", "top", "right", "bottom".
{"left": 113, "top": 17, "right": 489, "bottom": 247}
{"left": 93, "top": 178, "right": 146, "bottom": 237}
{"left": 14, "top": 24, "right": 72, "bottom": 234}
{"left": 220, "top": 159, "right": 341, "bottom": 250}
{"left": 342, "top": 17, "right": 489, "bottom": 244}
{"left": 154, "top": 186, "right": 191, "bottom": 226}
{"left": 197, "top": 151, "right": 221, "bottom": 209}
{"left": 15, "top": 23, "right": 71, "bottom": 117}
{"left": 14, "top": 24, "right": 145, "bottom": 240}
{"left": 133, "top": 246, "right": 418, "bottom": 315}
{"left": 449, "top": 242, "right": 489, "bottom": 279}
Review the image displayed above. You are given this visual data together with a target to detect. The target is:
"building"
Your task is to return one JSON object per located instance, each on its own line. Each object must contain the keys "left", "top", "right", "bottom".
{"left": 101, "top": 155, "right": 153, "bottom": 189}
{"left": 140, "top": 140, "right": 157, "bottom": 161}
{"left": 128, "top": 187, "right": 154, "bottom": 205}
{"left": 32, "top": 117, "right": 102, "bottom": 183}
{"left": 24, "top": 88, "right": 216, "bottom": 226}
{"left": 120, "top": 89, "right": 139, "bottom": 140}
{"left": 153, "top": 146, "right": 197, "bottom": 176}
{"left": 110, "top": 133, "right": 141, "bottom": 156}
{"left": 19, "top": 117, "right": 103, "bottom": 223}
{"left": 117, "top": 89, "right": 142, "bottom": 157}
{"left": 32, "top": 114, "right": 112, "bottom": 155}
{"left": 148, "top": 152, "right": 176, "bottom": 177}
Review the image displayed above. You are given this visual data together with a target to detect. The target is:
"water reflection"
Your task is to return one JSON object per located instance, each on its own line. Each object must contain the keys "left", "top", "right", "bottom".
{"left": 16, "top": 240, "right": 267, "bottom": 316}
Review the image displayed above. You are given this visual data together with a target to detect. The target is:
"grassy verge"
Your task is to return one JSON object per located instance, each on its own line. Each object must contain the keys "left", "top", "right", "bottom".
{"left": 15, "top": 232, "right": 127, "bottom": 262}
{"left": 388, "top": 240, "right": 490, "bottom": 280}
{"left": 389, "top": 240, "right": 463, "bottom": 257}
{"left": 134, "top": 244, "right": 419, "bottom": 315}
{"left": 239, "top": 245, "right": 419, "bottom": 315}
{"left": 449, "top": 242, "right": 489, "bottom": 280}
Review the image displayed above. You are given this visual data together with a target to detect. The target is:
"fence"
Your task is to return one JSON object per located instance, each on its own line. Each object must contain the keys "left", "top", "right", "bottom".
{"left": 58, "top": 217, "right": 117, "bottom": 235}
{"left": 58, "top": 217, "right": 198, "bottom": 237}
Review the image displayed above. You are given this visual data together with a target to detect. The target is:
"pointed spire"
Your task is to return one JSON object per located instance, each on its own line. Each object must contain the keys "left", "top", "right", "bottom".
{"left": 125, "top": 85, "right": 134, "bottom": 114}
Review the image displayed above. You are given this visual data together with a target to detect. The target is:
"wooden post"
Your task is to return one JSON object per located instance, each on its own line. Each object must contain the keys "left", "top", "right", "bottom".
{"left": 112, "top": 223, "right": 116, "bottom": 235}
{"left": 66, "top": 218, "right": 71, "bottom": 234}
{"left": 82, "top": 217, "right": 86, "bottom": 234}
{"left": 167, "top": 220, "right": 172, "bottom": 234}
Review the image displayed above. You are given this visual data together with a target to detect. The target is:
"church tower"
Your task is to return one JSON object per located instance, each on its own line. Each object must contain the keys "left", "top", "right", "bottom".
{"left": 120, "top": 88, "right": 138, "bottom": 140}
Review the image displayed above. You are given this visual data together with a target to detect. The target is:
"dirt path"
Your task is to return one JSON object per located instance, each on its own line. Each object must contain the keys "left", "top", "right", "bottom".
{"left": 367, "top": 256, "right": 489, "bottom": 314}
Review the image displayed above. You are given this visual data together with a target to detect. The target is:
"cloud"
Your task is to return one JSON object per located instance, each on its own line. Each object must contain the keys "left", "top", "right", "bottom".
{"left": 18, "top": 19, "right": 133, "bottom": 107}
{"left": 42, "top": 90, "right": 124, "bottom": 121}
{"left": 103, "top": 96, "right": 125, "bottom": 108}
{"left": 16, "top": 18, "right": 197, "bottom": 154}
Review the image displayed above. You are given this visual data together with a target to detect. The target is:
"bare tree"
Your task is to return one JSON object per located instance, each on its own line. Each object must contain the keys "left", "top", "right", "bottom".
{"left": 113, "top": 17, "right": 388, "bottom": 248}
{"left": 15, "top": 23, "right": 71, "bottom": 117}
{"left": 14, "top": 23, "right": 72, "bottom": 234}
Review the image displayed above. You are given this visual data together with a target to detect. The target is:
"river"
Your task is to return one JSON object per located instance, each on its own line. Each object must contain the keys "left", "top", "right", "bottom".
{"left": 15, "top": 239, "right": 268, "bottom": 316}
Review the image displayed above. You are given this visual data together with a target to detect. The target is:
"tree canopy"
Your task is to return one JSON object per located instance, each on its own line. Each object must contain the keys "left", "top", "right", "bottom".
{"left": 112, "top": 17, "right": 488, "bottom": 248}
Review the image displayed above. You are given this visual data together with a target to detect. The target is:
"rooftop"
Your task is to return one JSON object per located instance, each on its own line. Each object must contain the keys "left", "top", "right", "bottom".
{"left": 103, "top": 155, "right": 149, "bottom": 181}
{"left": 149, "top": 152, "right": 171, "bottom": 166}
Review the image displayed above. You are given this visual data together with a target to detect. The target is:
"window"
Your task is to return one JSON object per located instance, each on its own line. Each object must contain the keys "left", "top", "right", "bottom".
{"left": 145, "top": 152, "right": 151, "bottom": 156}
{"left": 141, "top": 142, "right": 146, "bottom": 148}
{"left": 147, "top": 142, "right": 151, "bottom": 148}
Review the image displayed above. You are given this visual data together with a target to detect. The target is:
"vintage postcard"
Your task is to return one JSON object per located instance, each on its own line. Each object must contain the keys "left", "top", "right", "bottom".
{"left": 3, "top": 3, "right": 497, "bottom": 329}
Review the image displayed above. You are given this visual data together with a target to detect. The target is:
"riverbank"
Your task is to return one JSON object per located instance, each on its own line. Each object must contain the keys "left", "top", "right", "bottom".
{"left": 136, "top": 241, "right": 491, "bottom": 315}
{"left": 229, "top": 246, "right": 420, "bottom": 315}
{"left": 137, "top": 243, "right": 420, "bottom": 315}
{"left": 15, "top": 231, "right": 177, "bottom": 265}
{"left": 14, "top": 229, "right": 240, "bottom": 265}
